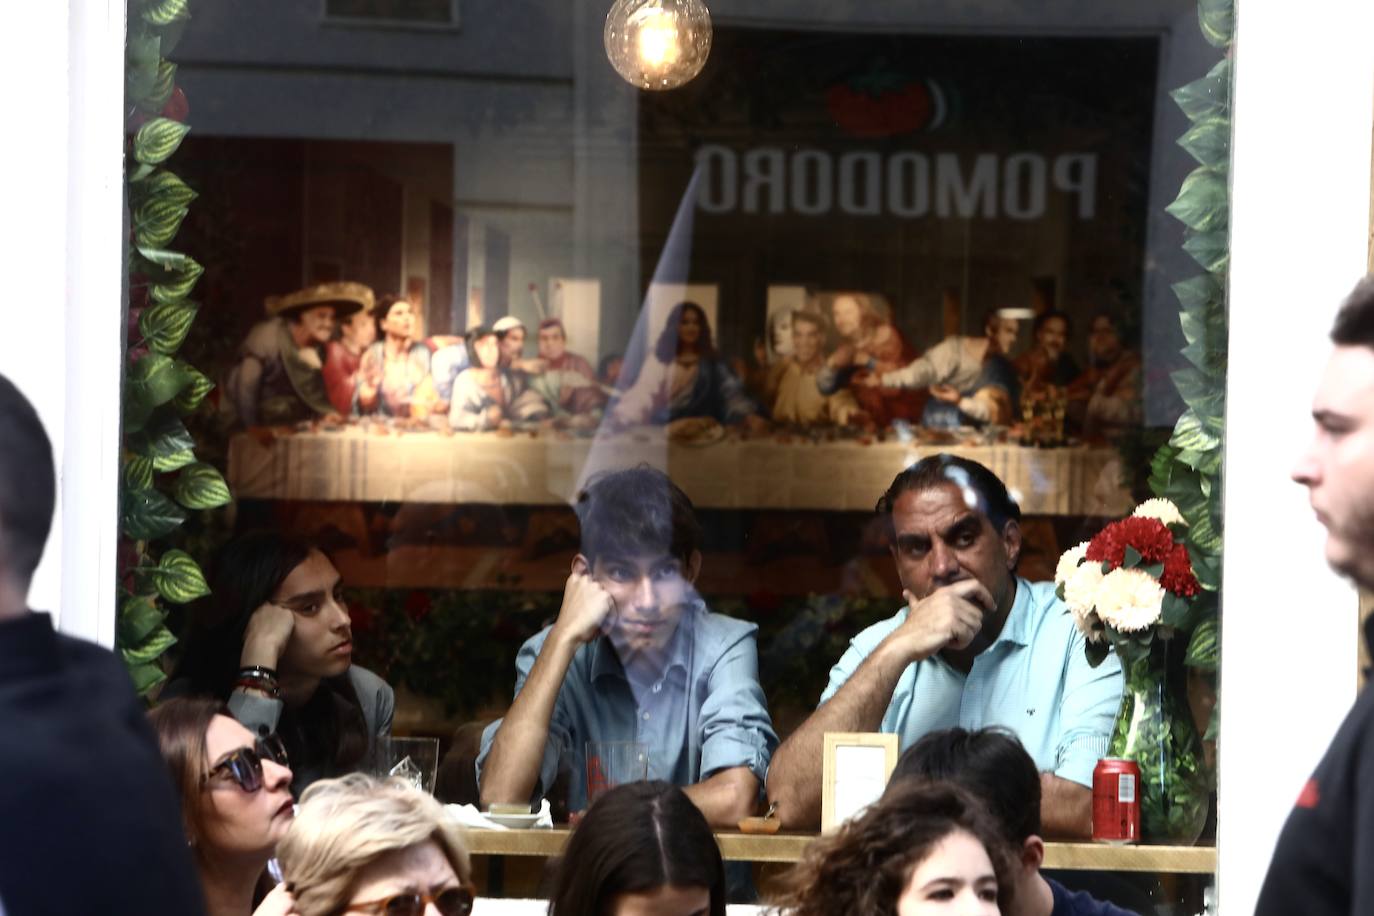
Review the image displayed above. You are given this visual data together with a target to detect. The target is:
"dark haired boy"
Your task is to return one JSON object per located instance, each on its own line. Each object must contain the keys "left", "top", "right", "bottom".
{"left": 768, "top": 454, "right": 1122, "bottom": 835}
{"left": 890, "top": 728, "right": 1139, "bottom": 916}
{"left": 478, "top": 466, "right": 776, "bottom": 826}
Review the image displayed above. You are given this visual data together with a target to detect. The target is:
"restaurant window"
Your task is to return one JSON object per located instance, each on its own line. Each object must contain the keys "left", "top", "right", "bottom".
{"left": 121, "top": 0, "right": 1231, "bottom": 908}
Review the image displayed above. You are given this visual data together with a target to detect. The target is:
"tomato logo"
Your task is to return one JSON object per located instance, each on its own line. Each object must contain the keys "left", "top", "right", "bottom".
{"left": 824, "top": 71, "right": 947, "bottom": 138}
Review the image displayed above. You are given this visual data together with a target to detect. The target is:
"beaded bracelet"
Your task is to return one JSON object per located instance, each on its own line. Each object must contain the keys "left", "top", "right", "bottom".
{"left": 234, "top": 676, "right": 281, "bottom": 700}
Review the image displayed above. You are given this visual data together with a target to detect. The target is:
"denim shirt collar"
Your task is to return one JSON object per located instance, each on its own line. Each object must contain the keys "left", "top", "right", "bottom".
{"left": 588, "top": 600, "right": 702, "bottom": 684}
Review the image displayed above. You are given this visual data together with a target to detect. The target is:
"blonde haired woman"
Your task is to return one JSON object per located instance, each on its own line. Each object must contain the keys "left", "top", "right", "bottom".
{"left": 277, "top": 774, "right": 473, "bottom": 916}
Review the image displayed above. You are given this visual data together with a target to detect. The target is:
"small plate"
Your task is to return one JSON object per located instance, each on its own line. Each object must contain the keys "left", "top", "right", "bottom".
{"left": 485, "top": 812, "right": 542, "bottom": 829}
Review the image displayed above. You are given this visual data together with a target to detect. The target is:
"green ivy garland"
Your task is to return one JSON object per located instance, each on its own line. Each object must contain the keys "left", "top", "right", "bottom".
{"left": 1149, "top": 0, "right": 1233, "bottom": 741}
{"left": 119, "top": 0, "right": 229, "bottom": 695}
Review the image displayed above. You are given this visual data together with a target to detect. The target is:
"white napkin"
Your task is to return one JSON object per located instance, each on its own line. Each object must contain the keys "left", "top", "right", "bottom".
{"left": 446, "top": 798, "right": 553, "bottom": 830}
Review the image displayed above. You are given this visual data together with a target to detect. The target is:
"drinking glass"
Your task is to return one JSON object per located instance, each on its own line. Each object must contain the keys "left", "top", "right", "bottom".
{"left": 368, "top": 736, "right": 440, "bottom": 794}
{"left": 585, "top": 741, "right": 649, "bottom": 805}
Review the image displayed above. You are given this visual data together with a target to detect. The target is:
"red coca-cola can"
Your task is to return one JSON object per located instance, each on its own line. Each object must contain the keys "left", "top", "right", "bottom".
{"left": 1092, "top": 758, "right": 1141, "bottom": 844}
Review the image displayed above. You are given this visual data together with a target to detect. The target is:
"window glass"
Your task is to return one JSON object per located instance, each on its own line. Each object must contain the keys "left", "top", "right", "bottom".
{"left": 124, "top": 0, "right": 1231, "bottom": 908}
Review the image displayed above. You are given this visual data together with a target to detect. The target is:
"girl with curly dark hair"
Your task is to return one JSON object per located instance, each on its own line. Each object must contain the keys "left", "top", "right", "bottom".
{"left": 767, "top": 780, "right": 1015, "bottom": 916}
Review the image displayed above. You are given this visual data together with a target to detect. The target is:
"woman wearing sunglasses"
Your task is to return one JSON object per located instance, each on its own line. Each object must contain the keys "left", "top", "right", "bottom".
{"left": 276, "top": 773, "right": 474, "bottom": 916}
{"left": 149, "top": 697, "right": 298, "bottom": 916}
{"left": 169, "top": 531, "right": 394, "bottom": 794}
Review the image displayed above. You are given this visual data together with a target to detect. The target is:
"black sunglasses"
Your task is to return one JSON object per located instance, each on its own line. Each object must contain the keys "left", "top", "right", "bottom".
{"left": 345, "top": 887, "right": 474, "bottom": 916}
{"left": 205, "top": 733, "right": 290, "bottom": 794}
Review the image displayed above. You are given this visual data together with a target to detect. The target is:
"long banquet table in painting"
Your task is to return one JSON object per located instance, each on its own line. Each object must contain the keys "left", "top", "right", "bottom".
{"left": 227, "top": 426, "right": 1133, "bottom": 516}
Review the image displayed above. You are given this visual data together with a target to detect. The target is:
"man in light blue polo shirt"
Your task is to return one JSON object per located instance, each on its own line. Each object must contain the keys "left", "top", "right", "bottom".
{"left": 767, "top": 454, "right": 1122, "bottom": 835}
{"left": 478, "top": 466, "right": 776, "bottom": 826}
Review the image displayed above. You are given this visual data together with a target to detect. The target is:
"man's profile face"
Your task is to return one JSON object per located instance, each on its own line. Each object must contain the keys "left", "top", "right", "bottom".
{"left": 538, "top": 326, "right": 566, "bottom": 361}
{"left": 500, "top": 327, "right": 526, "bottom": 363}
{"left": 1037, "top": 316, "right": 1068, "bottom": 361}
{"left": 587, "top": 550, "right": 700, "bottom": 664}
{"left": 792, "top": 317, "right": 823, "bottom": 364}
{"left": 889, "top": 482, "right": 1020, "bottom": 617}
{"left": 296, "top": 305, "right": 335, "bottom": 344}
{"left": 1293, "top": 345, "right": 1374, "bottom": 589}
{"left": 987, "top": 317, "right": 1020, "bottom": 355}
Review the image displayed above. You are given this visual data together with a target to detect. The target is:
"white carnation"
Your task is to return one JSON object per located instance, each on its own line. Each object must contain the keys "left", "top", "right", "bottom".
{"left": 1055, "top": 541, "right": 1091, "bottom": 587}
{"left": 1094, "top": 567, "right": 1165, "bottom": 633}
{"left": 1132, "top": 498, "right": 1185, "bottom": 527}
{"left": 1063, "top": 560, "right": 1104, "bottom": 616}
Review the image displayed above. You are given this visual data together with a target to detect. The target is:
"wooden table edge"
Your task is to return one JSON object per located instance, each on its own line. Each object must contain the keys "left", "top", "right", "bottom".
{"left": 460, "top": 828, "right": 1217, "bottom": 873}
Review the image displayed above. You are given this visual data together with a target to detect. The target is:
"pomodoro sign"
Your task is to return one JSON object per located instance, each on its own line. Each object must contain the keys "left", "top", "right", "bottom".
{"left": 693, "top": 145, "right": 1099, "bottom": 221}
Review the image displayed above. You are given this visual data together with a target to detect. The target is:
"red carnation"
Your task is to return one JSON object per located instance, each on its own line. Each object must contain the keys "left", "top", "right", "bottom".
{"left": 1085, "top": 516, "right": 1174, "bottom": 568}
{"left": 1161, "top": 543, "right": 1201, "bottom": 597}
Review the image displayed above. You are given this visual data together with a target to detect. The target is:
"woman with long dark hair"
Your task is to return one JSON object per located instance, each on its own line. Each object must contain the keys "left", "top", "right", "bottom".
{"left": 547, "top": 781, "right": 726, "bottom": 916}
{"left": 169, "top": 531, "right": 393, "bottom": 795}
{"left": 149, "top": 697, "right": 297, "bottom": 916}
{"left": 768, "top": 781, "right": 1014, "bottom": 916}
{"left": 611, "top": 301, "right": 764, "bottom": 431}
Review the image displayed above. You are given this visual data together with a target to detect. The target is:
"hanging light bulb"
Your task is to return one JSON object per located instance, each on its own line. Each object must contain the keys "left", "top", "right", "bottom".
{"left": 604, "top": 0, "right": 712, "bottom": 91}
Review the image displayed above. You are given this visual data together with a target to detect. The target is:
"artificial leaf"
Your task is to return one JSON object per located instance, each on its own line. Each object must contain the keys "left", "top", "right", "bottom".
{"left": 122, "top": 454, "right": 155, "bottom": 491}
{"left": 1189, "top": 545, "right": 1222, "bottom": 590}
{"left": 153, "top": 449, "right": 196, "bottom": 473}
{"left": 1143, "top": 562, "right": 1165, "bottom": 580}
{"left": 1170, "top": 59, "right": 1230, "bottom": 122}
{"left": 1177, "top": 116, "right": 1230, "bottom": 169}
{"left": 125, "top": 33, "right": 161, "bottom": 101}
{"left": 118, "top": 594, "right": 165, "bottom": 645}
{"left": 144, "top": 60, "right": 178, "bottom": 111}
{"left": 174, "top": 363, "right": 214, "bottom": 412}
{"left": 1124, "top": 545, "right": 1143, "bottom": 568}
{"left": 125, "top": 353, "right": 188, "bottom": 413}
{"left": 1198, "top": 0, "right": 1234, "bottom": 49}
{"left": 149, "top": 548, "right": 211, "bottom": 603}
{"left": 1170, "top": 410, "right": 1222, "bottom": 453}
{"left": 1184, "top": 617, "right": 1220, "bottom": 670}
{"left": 133, "top": 117, "right": 191, "bottom": 166}
{"left": 127, "top": 662, "right": 168, "bottom": 696}
{"left": 150, "top": 259, "right": 204, "bottom": 303}
{"left": 1182, "top": 230, "right": 1229, "bottom": 274}
{"left": 137, "top": 169, "right": 197, "bottom": 208}
{"left": 138, "top": 300, "right": 198, "bottom": 354}
{"left": 1160, "top": 592, "right": 1190, "bottom": 629}
{"left": 127, "top": 411, "right": 194, "bottom": 460}
{"left": 1166, "top": 167, "right": 1228, "bottom": 233}
{"left": 142, "top": 0, "right": 190, "bottom": 26}
{"left": 1172, "top": 274, "right": 1223, "bottom": 313}
{"left": 1189, "top": 512, "right": 1223, "bottom": 554}
{"left": 171, "top": 462, "right": 232, "bottom": 510}
{"left": 121, "top": 487, "right": 187, "bottom": 540}
{"left": 121, "top": 624, "right": 178, "bottom": 666}
{"left": 1085, "top": 639, "right": 1111, "bottom": 668}
{"left": 135, "top": 246, "right": 194, "bottom": 272}
{"left": 134, "top": 197, "right": 189, "bottom": 249}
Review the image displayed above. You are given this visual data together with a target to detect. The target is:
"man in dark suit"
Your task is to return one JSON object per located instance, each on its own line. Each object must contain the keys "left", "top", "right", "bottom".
{"left": 0, "top": 373, "right": 204, "bottom": 914}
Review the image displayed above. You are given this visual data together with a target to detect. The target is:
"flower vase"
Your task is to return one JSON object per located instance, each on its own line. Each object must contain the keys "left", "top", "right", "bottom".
{"left": 1108, "top": 638, "right": 1209, "bottom": 845}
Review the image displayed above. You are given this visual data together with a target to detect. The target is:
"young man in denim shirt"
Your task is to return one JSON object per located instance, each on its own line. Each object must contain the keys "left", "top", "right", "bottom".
{"left": 478, "top": 466, "right": 776, "bottom": 826}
